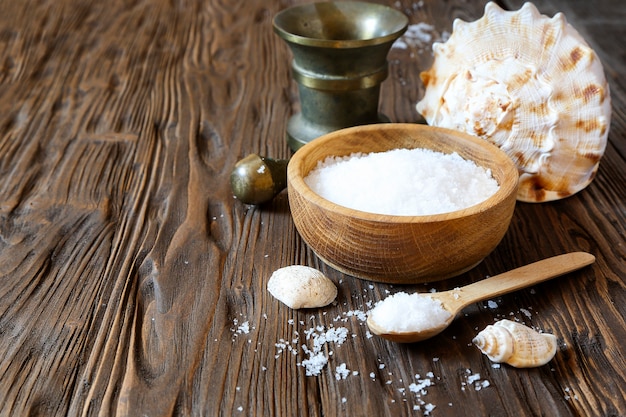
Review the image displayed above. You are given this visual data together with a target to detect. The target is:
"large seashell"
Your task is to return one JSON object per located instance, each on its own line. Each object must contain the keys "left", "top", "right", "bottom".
{"left": 472, "top": 319, "right": 558, "bottom": 368}
{"left": 267, "top": 265, "right": 337, "bottom": 309}
{"left": 416, "top": 2, "right": 611, "bottom": 202}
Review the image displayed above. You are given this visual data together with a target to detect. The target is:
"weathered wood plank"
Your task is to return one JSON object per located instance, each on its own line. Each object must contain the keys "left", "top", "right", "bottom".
{"left": 0, "top": 0, "right": 624, "bottom": 416}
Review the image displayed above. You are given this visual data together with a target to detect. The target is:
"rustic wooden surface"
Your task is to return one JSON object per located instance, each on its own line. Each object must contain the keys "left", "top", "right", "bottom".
{"left": 0, "top": 0, "right": 624, "bottom": 416}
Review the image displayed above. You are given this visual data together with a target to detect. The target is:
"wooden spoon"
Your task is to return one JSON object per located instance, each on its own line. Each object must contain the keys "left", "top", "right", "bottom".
{"left": 366, "top": 252, "right": 596, "bottom": 343}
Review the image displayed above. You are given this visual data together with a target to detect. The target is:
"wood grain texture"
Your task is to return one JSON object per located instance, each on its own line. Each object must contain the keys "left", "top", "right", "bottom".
{"left": 0, "top": 0, "right": 624, "bottom": 416}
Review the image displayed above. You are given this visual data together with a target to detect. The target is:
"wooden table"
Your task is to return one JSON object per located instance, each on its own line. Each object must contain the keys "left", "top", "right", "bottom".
{"left": 1, "top": 0, "right": 624, "bottom": 415}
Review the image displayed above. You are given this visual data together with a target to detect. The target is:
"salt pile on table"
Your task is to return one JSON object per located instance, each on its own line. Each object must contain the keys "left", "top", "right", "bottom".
{"left": 304, "top": 148, "right": 499, "bottom": 216}
{"left": 368, "top": 292, "right": 452, "bottom": 333}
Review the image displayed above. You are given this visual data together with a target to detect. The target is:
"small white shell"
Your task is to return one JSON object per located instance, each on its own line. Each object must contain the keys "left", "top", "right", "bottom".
{"left": 416, "top": 2, "right": 611, "bottom": 202}
{"left": 267, "top": 265, "right": 337, "bottom": 309}
{"left": 472, "top": 319, "right": 558, "bottom": 368}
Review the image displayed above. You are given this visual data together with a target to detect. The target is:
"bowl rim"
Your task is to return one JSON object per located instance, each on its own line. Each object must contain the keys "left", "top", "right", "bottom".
{"left": 287, "top": 123, "right": 519, "bottom": 224}
{"left": 273, "top": 1, "right": 409, "bottom": 48}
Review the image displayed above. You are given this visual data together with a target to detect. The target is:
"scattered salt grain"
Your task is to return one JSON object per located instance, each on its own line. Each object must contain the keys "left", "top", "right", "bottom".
{"left": 409, "top": 378, "right": 432, "bottom": 394}
{"left": 462, "top": 370, "right": 491, "bottom": 392}
{"left": 301, "top": 352, "right": 328, "bottom": 377}
{"left": 335, "top": 363, "right": 351, "bottom": 380}
{"left": 467, "top": 373, "right": 482, "bottom": 384}
{"left": 344, "top": 309, "right": 367, "bottom": 322}
{"left": 299, "top": 326, "right": 349, "bottom": 376}
{"left": 368, "top": 292, "right": 452, "bottom": 332}
{"left": 237, "top": 321, "right": 250, "bottom": 334}
{"left": 564, "top": 387, "right": 579, "bottom": 400}
{"left": 304, "top": 148, "right": 499, "bottom": 216}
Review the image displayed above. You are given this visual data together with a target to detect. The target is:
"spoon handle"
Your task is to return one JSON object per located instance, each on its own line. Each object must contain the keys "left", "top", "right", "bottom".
{"left": 448, "top": 252, "right": 595, "bottom": 311}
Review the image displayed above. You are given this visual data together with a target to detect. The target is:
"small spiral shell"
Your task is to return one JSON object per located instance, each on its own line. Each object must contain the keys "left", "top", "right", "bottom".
{"left": 472, "top": 319, "right": 558, "bottom": 368}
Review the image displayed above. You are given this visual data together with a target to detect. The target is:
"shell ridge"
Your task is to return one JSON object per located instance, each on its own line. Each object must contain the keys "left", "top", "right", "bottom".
{"left": 451, "top": 17, "right": 468, "bottom": 33}
{"left": 472, "top": 324, "right": 514, "bottom": 362}
{"left": 473, "top": 319, "right": 558, "bottom": 367}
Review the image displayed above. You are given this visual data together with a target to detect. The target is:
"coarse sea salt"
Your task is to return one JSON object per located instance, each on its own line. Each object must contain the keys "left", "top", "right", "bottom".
{"left": 304, "top": 148, "right": 499, "bottom": 216}
{"left": 369, "top": 292, "right": 452, "bottom": 333}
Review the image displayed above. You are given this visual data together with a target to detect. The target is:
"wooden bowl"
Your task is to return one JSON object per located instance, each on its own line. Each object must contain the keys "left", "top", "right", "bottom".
{"left": 287, "top": 123, "right": 519, "bottom": 284}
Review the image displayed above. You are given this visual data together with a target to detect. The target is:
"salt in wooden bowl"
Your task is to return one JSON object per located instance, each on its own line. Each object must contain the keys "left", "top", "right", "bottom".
{"left": 287, "top": 123, "right": 519, "bottom": 284}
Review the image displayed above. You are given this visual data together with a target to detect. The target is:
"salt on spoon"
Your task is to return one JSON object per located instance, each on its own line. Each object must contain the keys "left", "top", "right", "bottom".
{"left": 367, "top": 252, "right": 595, "bottom": 343}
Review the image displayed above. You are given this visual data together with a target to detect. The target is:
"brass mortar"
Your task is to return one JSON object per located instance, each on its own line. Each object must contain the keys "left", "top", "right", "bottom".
{"left": 273, "top": 1, "right": 408, "bottom": 150}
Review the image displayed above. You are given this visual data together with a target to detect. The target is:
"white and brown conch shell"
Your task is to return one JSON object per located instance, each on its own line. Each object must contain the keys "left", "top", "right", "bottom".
{"left": 416, "top": 2, "right": 611, "bottom": 202}
{"left": 472, "top": 319, "right": 558, "bottom": 368}
{"left": 267, "top": 265, "right": 337, "bottom": 309}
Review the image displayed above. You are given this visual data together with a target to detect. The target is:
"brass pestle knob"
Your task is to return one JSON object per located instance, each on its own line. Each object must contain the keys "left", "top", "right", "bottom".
{"left": 230, "top": 154, "right": 289, "bottom": 205}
